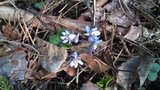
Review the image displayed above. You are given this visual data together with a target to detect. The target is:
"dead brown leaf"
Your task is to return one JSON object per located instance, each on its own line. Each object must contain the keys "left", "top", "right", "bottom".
{"left": 63, "top": 65, "right": 76, "bottom": 76}
{"left": 71, "top": 41, "right": 90, "bottom": 53}
{"left": 79, "top": 53, "right": 110, "bottom": 73}
{"left": 2, "top": 24, "right": 20, "bottom": 40}
{"left": 36, "top": 37, "right": 68, "bottom": 73}
{"left": 107, "top": 8, "right": 135, "bottom": 27}
{"left": 124, "top": 24, "right": 141, "bottom": 41}
{"left": 116, "top": 56, "right": 155, "bottom": 90}
{"left": 80, "top": 81, "right": 100, "bottom": 90}
{"left": 104, "top": 22, "right": 129, "bottom": 35}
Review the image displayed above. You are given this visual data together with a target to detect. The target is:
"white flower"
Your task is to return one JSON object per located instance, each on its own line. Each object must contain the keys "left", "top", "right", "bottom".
{"left": 69, "top": 52, "right": 83, "bottom": 68}
{"left": 60, "top": 30, "right": 79, "bottom": 44}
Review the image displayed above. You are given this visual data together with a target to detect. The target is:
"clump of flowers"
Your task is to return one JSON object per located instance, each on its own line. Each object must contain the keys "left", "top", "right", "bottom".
{"left": 60, "top": 30, "right": 79, "bottom": 44}
{"left": 69, "top": 52, "right": 83, "bottom": 68}
{"left": 85, "top": 26, "right": 102, "bottom": 55}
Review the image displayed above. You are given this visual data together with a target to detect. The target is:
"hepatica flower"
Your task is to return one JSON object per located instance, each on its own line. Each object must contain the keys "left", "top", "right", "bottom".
{"left": 85, "top": 26, "right": 100, "bottom": 37}
{"left": 60, "top": 30, "right": 79, "bottom": 44}
{"left": 85, "top": 26, "right": 102, "bottom": 55}
{"left": 69, "top": 52, "right": 83, "bottom": 68}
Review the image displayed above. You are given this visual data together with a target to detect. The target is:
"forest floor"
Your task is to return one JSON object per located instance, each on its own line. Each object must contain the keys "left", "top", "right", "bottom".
{"left": 0, "top": 0, "right": 160, "bottom": 90}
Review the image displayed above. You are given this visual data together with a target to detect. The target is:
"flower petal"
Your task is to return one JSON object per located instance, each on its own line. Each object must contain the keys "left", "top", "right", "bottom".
{"left": 62, "top": 32, "right": 66, "bottom": 35}
{"left": 71, "top": 52, "right": 78, "bottom": 58}
{"left": 95, "top": 40, "right": 102, "bottom": 44}
{"left": 86, "top": 26, "right": 91, "bottom": 33}
{"left": 69, "top": 34, "right": 76, "bottom": 40}
{"left": 84, "top": 33, "right": 90, "bottom": 36}
{"left": 92, "top": 44, "right": 98, "bottom": 50}
{"left": 91, "top": 31, "right": 100, "bottom": 36}
{"left": 73, "top": 34, "right": 79, "bottom": 43}
{"left": 78, "top": 60, "right": 83, "bottom": 65}
{"left": 70, "top": 61, "right": 75, "bottom": 67}
{"left": 60, "top": 36, "right": 67, "bottom": 40}
{"left": 65, "top": 30, "right": 70, "bottom": 34}
{"left": 62, "top": 39, "right": 68, "bottom": 43}
{"left": 91, "top": 27, "right": 98, "bottom": 31}
{"left": 74, "top": 63, "right": 78, "bottom": 68}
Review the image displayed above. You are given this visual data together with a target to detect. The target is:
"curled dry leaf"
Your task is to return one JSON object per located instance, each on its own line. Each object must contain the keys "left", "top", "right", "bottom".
{"left": 124, "top": 24, "right": 141, "bottom": 41}
{"left": 107, "top": 8, "right": 135, "bottom": 27}
{"left": 2, "top": 24, "right": 20, "bottom": 40}
{"left": 116, "top": 56, "right": 155, "bottom": 90}
{"left": 0, "top": 50, "right": 28, "bottom": 80}
{"left": 79, "top": 53, "right": 110, "bottom": 73}
{"left": 36, "top": 37, "right": 68, "bottom": 73}
{"left": 63, "top": 65, "right": 76, "bottom": 76}
{"left": 104, "top": 22, "right": 129, "bottom": 35}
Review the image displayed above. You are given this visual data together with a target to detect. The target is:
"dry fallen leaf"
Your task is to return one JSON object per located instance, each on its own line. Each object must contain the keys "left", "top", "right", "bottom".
{"left": 0, "top": 49, "right": 28, "bottom": 80}
{"left": 80, "top": 81, "right": 100, "bottom": 90}
{"left": 63, "top": 65, "right": 76, "bottom": 76}
{"left": 107, "top": 8, "right": 135, "bottom": 27}
{"left": 36, "top": 37, "right": 68, "bottom": 73}
{"left": 116, "top": 56, "right": 155, "bottom": 90}
{"left": 104, "top": 22, "right": 129, "bottom": 35}
{"left": 25, "top": 60, "right": 46, "bottom": 79}
{"left": 79, "top": 53, "right": 110, "bottom": 73}
{"left": 2, "top": 24, "right": 20, "bottom": 40}
{"left": 124, "top": 24, "right": 141, "bottom": 41}
{"left": 71, "top": 41, "right": 90, "bottom": 54}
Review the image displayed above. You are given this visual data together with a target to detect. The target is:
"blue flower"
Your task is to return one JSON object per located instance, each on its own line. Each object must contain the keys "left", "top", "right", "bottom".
{"left": 85, "top": 26, "right": 102, "bottom": 55}
{"left": 60, "top": 30, "right": 79, "bottom": 44}
{"left": 89, "top": 40, "right": 102, "bottom": 55}
{"left": 69, "top": 52, "right": 83, "bottom": 68}
{"left": 85, "top": 26, "right": 100, "bottom": 36}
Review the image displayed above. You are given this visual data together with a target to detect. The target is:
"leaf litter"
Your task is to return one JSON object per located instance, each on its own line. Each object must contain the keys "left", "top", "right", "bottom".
{"left": 0, "top": 0, "right": 160, "bottom": 89}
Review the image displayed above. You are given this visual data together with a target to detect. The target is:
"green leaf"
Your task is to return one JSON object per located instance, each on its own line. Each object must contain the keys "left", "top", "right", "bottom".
{"left": 105, "top": 76, "right": 114, "bottom": 88}
{"left": 60, "top": 43, "right": 72, "bottom": 49}
{"left": 150, "top": 63, "right": 160, "bottom": 73}
{"left": 147, "top": 63, "right": 160, "bottom": 81}
{"left": 97, "top": 76, "right": 113, "bottom": 88}
{"left": 0, "top": 75, "right": 12, "bottom": 90}
{"left": 56, "top": 29, "right": 64, "bottom": 36}
{"left": 139, "top": 86, "right": 146, "bottom": 90}
{"left": 148, "top": 72, "right": 157, "bottom": 81}
{"left": 49, "top": 34, "right": 61, "bottom": 45}
{"left": 34, "top": 2, "right": 45, "bottom": 10}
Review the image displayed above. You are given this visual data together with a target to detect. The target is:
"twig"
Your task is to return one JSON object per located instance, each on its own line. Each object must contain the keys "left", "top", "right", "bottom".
{"left": 0, "top": 0, "right": 9, "bottom": 5}
{"left": 0, "top": 39, "right": 39, "bottom": 62}
{"left": 120, "top": 37, "right": 131, "bottom": 56}
{"left": 0, "top": 6, "right": 91, "bottom": 33}
{"left": 62, "top": 0, "right": 84, "bottom": 16}
{"left": 66, "top": 66, "right": 88, "bottom": 86}
{"left": 118, "top": 0, "right": 135, "bottom": 20}
{"left": 93, "top": 0, "right": 96, "bottom": 27}
{"left": 131, "top": 2, "right": 160, "bottom": 28}
{"left": 9, "top": 1, "right": 35, "bottom": 45}
{"left": 113, "top": 48, "right": 123, "bottom": 69}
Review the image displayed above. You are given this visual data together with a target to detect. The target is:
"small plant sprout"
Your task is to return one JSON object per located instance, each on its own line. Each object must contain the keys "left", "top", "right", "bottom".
{"left": 60, "top": 30, "right": 79, "bottom": 44}
{"left": 69, "top": 52, "right": 84, "bottom": 68}
{"left": 85, "top": 26, "right": 102, "bottom": 55}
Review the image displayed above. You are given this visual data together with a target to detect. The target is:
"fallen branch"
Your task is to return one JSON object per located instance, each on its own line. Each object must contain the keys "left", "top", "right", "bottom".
{"left": 0, "top": 6, "right": 91, "bottom": 33}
